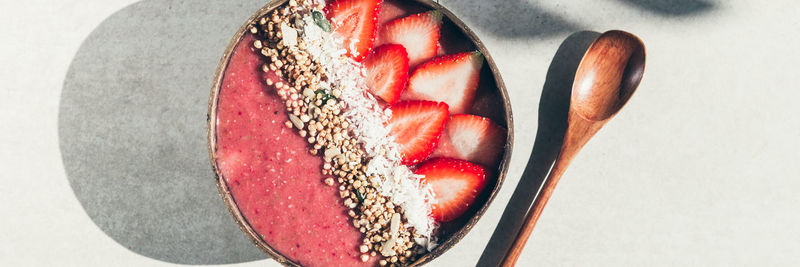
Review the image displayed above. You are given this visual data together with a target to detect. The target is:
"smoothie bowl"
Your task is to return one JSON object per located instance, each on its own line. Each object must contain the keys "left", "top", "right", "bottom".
{"left": 207, "top": 0, "right": 512, "bottom": 265}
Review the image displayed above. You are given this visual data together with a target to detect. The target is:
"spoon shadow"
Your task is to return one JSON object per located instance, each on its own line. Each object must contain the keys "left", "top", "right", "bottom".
{"left": 476, "top": 31, "right": 601, "bottom": 267}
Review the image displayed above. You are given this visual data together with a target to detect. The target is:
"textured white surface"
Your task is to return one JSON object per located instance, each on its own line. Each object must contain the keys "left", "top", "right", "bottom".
{"left": 2, "top": 0, "right": 800, "bottom": 266}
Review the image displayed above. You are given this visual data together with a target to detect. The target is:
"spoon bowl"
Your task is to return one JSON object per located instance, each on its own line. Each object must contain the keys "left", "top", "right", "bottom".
{"left": 573, "top": 30, "right": 645, "bottom": 121}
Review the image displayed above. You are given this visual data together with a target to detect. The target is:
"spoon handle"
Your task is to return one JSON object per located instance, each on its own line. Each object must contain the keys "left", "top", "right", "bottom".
{"left": 500, "top": 112, "right": 603, "bottom": 266}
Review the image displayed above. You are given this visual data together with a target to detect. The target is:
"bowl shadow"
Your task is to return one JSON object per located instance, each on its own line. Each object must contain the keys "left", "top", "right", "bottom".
{"left": 58, "top": 0, "right": 270, "bottom": 264}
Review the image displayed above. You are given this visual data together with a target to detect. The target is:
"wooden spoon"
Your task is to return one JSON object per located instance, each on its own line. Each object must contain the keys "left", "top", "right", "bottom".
{"left": 500, "top": 30, "right": 646, "bottom": 266}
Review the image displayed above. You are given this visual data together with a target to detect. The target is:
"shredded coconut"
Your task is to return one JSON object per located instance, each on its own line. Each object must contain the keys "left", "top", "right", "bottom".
{"left": 280, "top": 22, "right": 298, "bottom": 47}
{"left": 300, "top": 11, "right": 437, "bottom": 248}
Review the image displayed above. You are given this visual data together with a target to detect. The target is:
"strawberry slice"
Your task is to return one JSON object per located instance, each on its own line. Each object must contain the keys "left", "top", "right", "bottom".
{"left": 377, "top": 11, "right": 442, "bottom": 67}
{"left": 363, "top": 44, "right": 409, "bottom": 104}
{"left": 404, "top": 51, "right": 484, "bottom": 114}
{"left": 432, "top": 114, "right": 506, "bottom": 166}
{"left": 417, "top": 158, "right": 487, "bottom": 222}
{"left": 325, "top": 0, "right": 382, "bottom": 61}
{"left": 386, "top": 100, "right": 449, "bottom": 165}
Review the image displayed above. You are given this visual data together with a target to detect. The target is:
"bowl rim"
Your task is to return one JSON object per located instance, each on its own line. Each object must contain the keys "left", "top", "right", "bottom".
{"left": 206, "top": 0, "right": 514, "bottom": 265}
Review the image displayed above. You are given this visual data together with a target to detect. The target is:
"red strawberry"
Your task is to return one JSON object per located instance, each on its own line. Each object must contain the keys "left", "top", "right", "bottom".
{"left": 404, "top": 51, "right": 484, "bottom": 114}
{"left": 432, "top": 114, "right": 506, "bottom": 166}
{"left": 326, "top": 0, "right": 382, "bottom": 61}
{"left": 363, "top": 44, "right": 409, "bottom": 104}
{"left": 417, "top": 158, "right": 487, "bottom": 222}
{"left": 377, "top": 11, "right": 442, "bottom": 67}
{"left": 386, "top": 100, "right": 449, "bottom": 165}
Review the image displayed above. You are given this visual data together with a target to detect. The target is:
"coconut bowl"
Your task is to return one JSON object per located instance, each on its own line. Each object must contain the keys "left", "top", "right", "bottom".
{"left": 207, "top": 0, "right": 513, "bottom": 265}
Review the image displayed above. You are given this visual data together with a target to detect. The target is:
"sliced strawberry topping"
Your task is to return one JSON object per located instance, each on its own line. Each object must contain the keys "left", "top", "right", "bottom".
{"left": 377, "top": 11, "right": 442, "bottom": 67}
{"left": 432, "top": 114, "right": 506, "bottom": 167}
{"left": 417, "top": 158, "right": 487, "bottom": 222}
{"left": 386, "top": 100, "right": 449, "bottom": 165}
{"left": 325, "top": 0, "right": 382, "bottom": 61}
{"left": 404, "top": 51, "right": 484, "bottom": 114}
{"left": 363, "top": 44, "right": 409, "bottom": 104}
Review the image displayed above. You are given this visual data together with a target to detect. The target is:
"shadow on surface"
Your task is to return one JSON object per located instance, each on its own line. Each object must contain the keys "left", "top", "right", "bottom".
{"left": 441, "top": 0, "right": 713, "bottom": 39}
{"left": 618, "top": 0, "right": 713, "bottom": 16}
{"left": 440, "top": 0, "right": 578, "bottom": 38}
{"left": 476, "top": 31, "right": 601, "bottom": 267}
{"left": 58, "top": 0, "right": 268, "bottom": 264}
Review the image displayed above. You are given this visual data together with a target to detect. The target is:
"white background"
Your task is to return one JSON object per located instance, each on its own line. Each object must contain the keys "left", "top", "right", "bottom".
{"left": 2, "top": 0, "right": 799, "bottom": 266}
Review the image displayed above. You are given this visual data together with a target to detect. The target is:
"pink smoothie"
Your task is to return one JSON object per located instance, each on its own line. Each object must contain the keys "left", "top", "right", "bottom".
{"left": 215, "top": 34, "right": 375, "bottom": 267}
